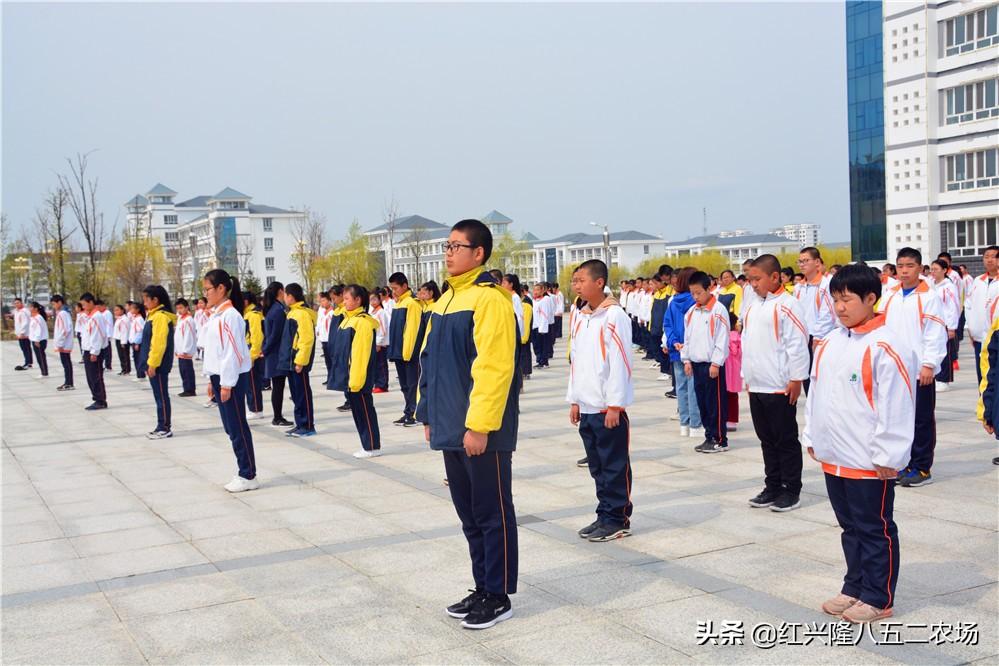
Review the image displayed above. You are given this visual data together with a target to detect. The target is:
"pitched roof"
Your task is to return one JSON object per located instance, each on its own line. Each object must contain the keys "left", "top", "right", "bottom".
{"left": 481, "top": 210, "right": 513, "bottom": 223}
{"left": 663, "top": 233, "right": 793, "bottom": 248}
{"left": 145, "top": 183, "right": 177, "bottom": 197}
{"left": 249, "top": 204, "right": 296, "bottom": 215}
{"left": 210, "top": 187, "right": 251, "bottom": 201}
{"left": 539, "top": 230, "right": 662, "bottom": 245}
{"left": 175, "top": 195, "right": 211, "bottom": 208}
{"left": 366, "top": 214, "right": 448, "bottom": 233}
{"left": 125, "top": 194, "right": 148, "bottom": 207}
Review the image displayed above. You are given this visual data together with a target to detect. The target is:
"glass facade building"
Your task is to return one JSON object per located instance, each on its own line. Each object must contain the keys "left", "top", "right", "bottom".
{"left": 846, "top": 0, "right": 887, "bottom": 261}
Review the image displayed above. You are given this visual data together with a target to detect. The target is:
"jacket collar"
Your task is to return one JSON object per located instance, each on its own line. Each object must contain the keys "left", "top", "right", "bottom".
{"left": 694, "top": 295, "right": 718, "bottom": 311}
{"left": 243, "top": 304, "right": 257, "bottom": 315}
{"left": 344, "top": 306, "right": 365, "bottom": 318}
{"left": 445, "top": 266, "right": 488, "bottom": 292}
{"left": 893, "top": 280, "right": 929, "bottom": 294}
{"left": 580, "top": 296, "right": 620, "bottom": 315}
{"left": 806, "top": 271, "right": 825, "bottom": 286}
{"left": 850, "top": 313, "right": 886, "bottom": 334}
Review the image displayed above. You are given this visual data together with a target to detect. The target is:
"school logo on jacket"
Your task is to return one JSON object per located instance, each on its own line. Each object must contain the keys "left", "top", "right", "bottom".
{"left": 849, "top": 372, "right": 859, "bottom": 384}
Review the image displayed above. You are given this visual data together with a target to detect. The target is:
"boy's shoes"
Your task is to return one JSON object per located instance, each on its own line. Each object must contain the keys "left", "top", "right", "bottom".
{"left": 821, "top": 593, "right": 858, "bottom": 617}
{"left": 14, "top": 365, "right": 28, "bottom": 371}
{"left": 841, "top": 601, "right": 893, "bottom": 624}
{"left": 246, "top": 411, "right": 263, "bottom": 421}
{"left": 665, "top": 389, "right": 677, "bottom": 399}
{"left": 897, "top": 468, "right": 932, "bottom": 487}
{"left": 401, "top": 417, "right": 419, "bottom": 427}
{"left": 656, "top": 374, "right": 669, "bottom": 381}
{"left": 748, "top": 488, "right": 780, "bottom": 508}
{"left": 392, "top": 416, "right": 409, "bottom": 426}
{"left": 587, "top": 523, "right": 631, "bottom": 542}
{"left": 770, "top": 492, "right": 801, "bottom": 512}
{"left": 224, "top": 475, "right": 260, "bottom": 493}
{"left": 288, "top": 428, "right": 317, "bottom": 438}
{"left": 577, "top": 520, "right": 601, "bottom": 538}
{"left": 146, "top": 430, "right": 173, "bottom": 440}
{"left": 688, "top": 427, "right": 704, "bottom": 439}
{"left": 57, "top": 384, "right": 75, "bottom": 391}
{"left": 576, "top": 457, "right": 589, "bottom": 468}
{"left": 461, "top": 593, "right": 512, "bottom": 630}
{"left": 993, "top": 457, "right": 999, "bottom": 465}
{"left": 694, "top": 440, "right": 729, "bottom": 453}
{"left": 352, "top": 449, "right": 382, "bottom": 458}
{"left": 177, "top": 391, "right": 197, "bottom": 397}
{"left": 336, "top": 401, "right": 352, "bottom": 412}
{"left": 935, "top": 381, "right": 949, "bottom": 392}
{"left": 271, "top": 417, "right": 293, "bottom": 427}
{"left": 84, "top": 402, "right": 108, "bottom": 410}
{"left": 680, "top": 425, "right": 690, "bottom": 437}
{"left": 285, "top": 427, "right": 301, "bottom": 437}
{"left": 203, "top": 399, "right": 216, "bottom": 408}
{"left": 726, "top": 422, "right": 738, "bottom": 431}
{"left": 446, "top": 588, "right": 485, "bottom": 619}
{"left": 372, "top": 387, "right": 388, "bottom": 393}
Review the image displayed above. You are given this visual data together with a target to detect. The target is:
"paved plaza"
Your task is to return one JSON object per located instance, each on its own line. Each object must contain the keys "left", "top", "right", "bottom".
{"left": 1, "top": 338, "right": 996, "bottom": 665}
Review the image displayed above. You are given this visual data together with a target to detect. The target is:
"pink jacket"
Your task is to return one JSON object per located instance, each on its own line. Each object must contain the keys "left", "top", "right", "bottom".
{"left": 725, "top": 330, "right": 742, "bottom": 389}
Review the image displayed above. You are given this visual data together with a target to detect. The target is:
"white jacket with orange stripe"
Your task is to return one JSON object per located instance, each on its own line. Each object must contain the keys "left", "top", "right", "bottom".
{"left": 201, "top": 302, "right": 251, "bottom": 388}
{"left": 876, "top": 280, "right": 948, "bottom": 372}
{"left": 741, "top": 290, "right": 810, "bottom": 393}
{"left": 566, "top": 298, "right": 633, "bottom": 414}
{"left": 680, "top": 297, "right": 730, "bottom": 367}
{"left": 793, "top": 272, "right": 836, "bottom": 339}
{"left": 802, "top": 315, "right": 918, "bottom": 474}
{"left": 964, "top": 273, "right": 999, "bottom": 343}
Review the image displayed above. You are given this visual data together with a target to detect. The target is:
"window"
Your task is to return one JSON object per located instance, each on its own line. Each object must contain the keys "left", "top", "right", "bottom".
{"left": 943, "top": 6, "right": 999, "bottom": 56}
{"left": 264, "top": 238, "right": 273, "bottom": 251}
{"left": 164, "top": 215, "right": 178, "bottom": 225}
{"left": 945, "top": 217, "right": 999, "bottom": 255}
{"left": 945, "top": 148, "right": 999, "bottom": 191}
{"left": 266, "top": 275, "right": 275, "bottom": 284}
{"left": 643, "top": 245, "right": 650, "bottom": 254}
{"left": 164, "top": 232, "right": 178, "bottom": 242}
{"left": 265, "top": 257, "right": 275, "bottom": 270}
{"left": 944, "top": 79, "right": 999, "bottom": 124}
{"left": 262, "top": 218, "right": 273, "bottom": 232}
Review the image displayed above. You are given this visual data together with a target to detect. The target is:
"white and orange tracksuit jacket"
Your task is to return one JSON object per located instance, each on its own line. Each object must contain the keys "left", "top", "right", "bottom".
{"left": 965, "top": 273, "right": 999, "bottom": 344}
{"left": 680, "top": 296, "right": 730, "bottom": 367}
{"left": 741, "top": 289, "right": 810, "bottom": 393}
{"left": 566, "top": 298, "right": 634, "bottom": 414}
{"left": 803, "top": 314, "right": 918, "bottom": 475}
{"left": 876, "top": 280, "right": 948, "bottom": 373}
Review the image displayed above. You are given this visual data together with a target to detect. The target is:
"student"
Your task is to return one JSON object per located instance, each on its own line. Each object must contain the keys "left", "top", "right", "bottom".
{"left": 202, "top": 269, "right": 258, "bottom": 492}
{"left": 262, "top": 282, "right": 292, "bottom": 427}
{"left": 531, "top": 283, "right": 553, "bottom": 368}
{"left": 649, "top": 268, "right": 673, "bottom": 381}
{"left": 929, "top": 259, "right": 959, "bottom": 392}
{"left": 128, "top": 302, "right": 146, "bottom": 382}
{"left": 315, "top": 291, "right": 335, "bottom": 381}
{"left": 780, "top": 267, "right": 796, "bottom": 294}
{"left": 795, "top": 247, "right": 836, "bottom": 395}
{"left": 193, "top": 297, "right": 209, "bottom": 361}
{"left": 28, "top": 302, "right": 49, "bottom": 378}
{"left": 279, "top": 282, "right": 318, "bottom": 437}
{"left": 742, "top": 254, "right": 810, "bottom": 512}
{"left": 566, "top": 259, "right": 634, "bottom": 541}
{"left": 112, "top": 305, "right": 132, "bottom": 376}
{"left": 174, "top": 298, "right": 198, "bottom": 397}
{"left": 724, "top": 310, "right": 741, "bottom": 432}
{"left": 417, "top": 219, "right": 518, "bottom": 630}
{"left": 243, "top": 291, "right": 266, "bottom": 419}
{"left": 501, "top": 274, "right": 529, "bottom": 392}
{"left": 417, "top": 280, "right": 440, "bottom": 356}
{"left": 965, "top": 245, "right": 999, "bottom": 385}
{"left": 551, "top": 282, "right": 564, "bottom": 341}
{"left": 330, "top": 284, "right": 383, "bottom": 458}
{"left": 663, "top": 267, "right": 702, "bottom": 438}
{"left": 519, "top": 285, "right": 534, "bottom": 382}
{"left": 977, "top": 316, "right": 999, "bottom": 466}
{"left": 12, "top": 298, "right": 32, "bottom": 371}
{"left": 717, "top": 269, "right": 742, "bottom": 317}
{"left": 74, "top": 303, "right": 86, "bottom": 365}
{"left": 738, "top": 258, "right": 759, "bottom": 322}
{"left": 681, "top": 271, "right": 731, "bottom": 453}
{"left": 386, "top": 272, "right": 423, "bottom": 426}
{"left": 50, "top": 295, "right": 75, "bottom": 391}
{"left": 78, "top": 293, "right": 108, "bottom": 410}
{"left": 96, "top": 300, "right": 114, "bottom": 371}
{"left": 138, "top": 285, "right": 176, "bottom": 439}
{"left": 877, "top": 247, "right": 947, "bottom": 487}
{"left": 327, "top": 285, "right": 350, "bottom": 411}
{"left": 369, "top": 289, "right": 390, "bottom": 393}
{"left": 803, "top": 264, "right": 918, "bottom": 624}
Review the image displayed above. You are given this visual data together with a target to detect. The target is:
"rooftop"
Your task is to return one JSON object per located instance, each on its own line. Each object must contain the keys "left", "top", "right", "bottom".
{"left": 145, "top": 183, "right": 177, "bottom": 197}
{"left": 210, "top": 187, "right": 252, "bottom": 201}
{"left": 481, "top": 210, "right": 513, "bottom": 224}
{"left": 366, "top": 215, "right": 448, "bottom": 234}
{"left": 663, "top": 232, "right": 795, "bottom": 248}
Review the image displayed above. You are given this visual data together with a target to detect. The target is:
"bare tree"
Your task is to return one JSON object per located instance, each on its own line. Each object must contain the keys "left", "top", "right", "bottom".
{"left": 59, "top": 152, "right": 112, "bottom": 295}
{"left": 381, "top": 196, "right": 400, "bottom": 280}
{"left": 36, "top": 187, "right": 73, "bottom": 295}
{"left": 236, "top": 236, "right": 255, "bottom": 282}
{"left": 290, "top": 206, "right": 329, "bottom": 299}
{"left": 164, "top": 236, "right": 188, "bottom": 299}
{"left": 403, "top": 224, "right": 430, "bottom": 285}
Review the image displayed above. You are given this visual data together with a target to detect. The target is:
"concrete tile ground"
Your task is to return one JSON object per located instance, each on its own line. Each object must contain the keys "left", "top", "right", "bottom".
{"left": 2, "top": 338, "right": 996, "bottom": 664}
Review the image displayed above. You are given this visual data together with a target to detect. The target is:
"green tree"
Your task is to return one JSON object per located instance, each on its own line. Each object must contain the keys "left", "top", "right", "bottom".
{"left": 242, "top": 270, "right": 263, "bottom": 295}
{"left": 106, "top": 235, "right": 166, "bottom": 301}
{"left": 489, "top": 231, "right": 532, "bottom": 275}
{"left": 325, "top": 220, "right": 379, "bottom": 287}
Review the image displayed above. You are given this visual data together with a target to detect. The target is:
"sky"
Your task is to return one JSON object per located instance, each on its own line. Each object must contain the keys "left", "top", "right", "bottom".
{"left": 2, "top": 2, "right": 850, "bottom": 244}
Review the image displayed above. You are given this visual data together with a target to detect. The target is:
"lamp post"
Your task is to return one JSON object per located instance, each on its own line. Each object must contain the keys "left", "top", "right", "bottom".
{"left": 11, "top": 256, "right": 30, "bottom": 301}
{"left": 589, "top": 222, "right": 611, "bottom": 266}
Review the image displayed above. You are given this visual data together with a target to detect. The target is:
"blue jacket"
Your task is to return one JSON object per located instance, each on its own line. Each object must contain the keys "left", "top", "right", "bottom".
{"left": 663, "top": 291, "right": 694, "bottom": 363}
{"left": 262, "top": 301, "right": 286, "bottom": 379}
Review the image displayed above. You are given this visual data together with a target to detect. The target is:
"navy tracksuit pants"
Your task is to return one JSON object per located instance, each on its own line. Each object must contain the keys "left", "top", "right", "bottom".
{"left": 132, "top": 346, "right": 143, "bottom": 379}
{"left": 288, "top": 369, "right": 315, "bottom": 431}
{"left": 178, "top": 357, "right": 196, "bottom": 394}
{"left": 578, "top": 412, "right": 633, "bottom": 528}
{"left": 443, "top": 449, "right": 518, "bottom": 596}
{"left": 907, "top": 382, "right": 936, "bottom": 473}
{"left": 374, "top": 348, "right": 389, "bottom": 390}
{"left": 84, "top": 354, "right": 107, "bottom": 405}
{"left": 59, "top": 351, "right": 73, "bottom": 386}
{"left": 246, "top": 358, "right": 264, "bottom": 413}
{"left": 347, "top": 390, "right": 380, "bottom": 451}
{"left": 692, "top": 362, "right": 727, "bottom": 444}
{"left": 18, "top": 338, "right": 33, "bottom": 366}
{"left": 150, "top": 371, "right": 171, "bottom": 432}
{"left": 748, "top": 392, "right": 802, "bottom": 495}
{"left": 211, "top": 373, "right": 256, "bottom": 480}
{"left": 531, "top": 329, "right": 546, "bottom": 365}
{"left": 33, "top": 340, "right": 49, "bottom": 376}
{"left": 825, "top": 474, "right": 900, "bottom": 609}
{"left": 394, "top": 360, "right": 419, "bottom": 418}
{"left": 101, "top": 343, "right": 112, "bottom": 370}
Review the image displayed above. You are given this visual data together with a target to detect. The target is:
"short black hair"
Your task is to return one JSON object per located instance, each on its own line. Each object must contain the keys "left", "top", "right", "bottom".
{"left": 985, "top": 246, "right": 999, "bottom": 257}
{"left": 575, "top": 259, "right": 608, "bottom": 286}
{"left": 388, "top": 272, "right": 409, "bottom": 287}
{"left": 451, "top": 219, "right": 493, "bottom": 263}
{"left": 896, "top": 246, "right": 922, "bottom": 265}
{"left": 79, "top": 292, "right": 96, "bottom": 304}
{"left": 720, "top": 269, "right": 735, "bottom": 279}
{"left": 938, "top": 251, "right": 953, "bottom": 262}
{"left": 174, "top": 298, "right": 189, "bottom": 308}
{"left": 344, "top": 284, "right": 369, "bottom": 311}
{"left": 51, "top": 294, "right": 64, "bottom": 305}
{"left": 285, "top": 282, "right": 306, "bottom": 303}
{"left": 800, "top": 246, "right": 821, "bottom": 261}
{"left": 829, "top": 263, "right": 881, "bottom": 302}
{"left": 142, "top": 285, "right": 174, "bottom": 313}
{"left": 752, "top": 254, "right": 781, "bottom": 276}
{"left": 781, "top": 267, "right": 795, "bottom": 279}
{"left": 689, "top": 270, "right": 711, "bottom": 291}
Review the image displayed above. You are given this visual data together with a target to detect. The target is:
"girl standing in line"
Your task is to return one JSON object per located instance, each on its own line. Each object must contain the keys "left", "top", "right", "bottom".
{"left": 173, "top": 299, "right": 198, "bottom": 397}
{"left": 262, "top": 281, "right": 292, "bottom": 427}
{"left": 138, "top": 285, "right": 176, "bottom": 440}
{"left": 51, "top": 295, "right": 75, "bottom": 390}
{"left": 725, "top": 310, "right": 742, "bottom": 432}
{"left": 113, "top": 304, "right": 132, "bottom": 376}
{"left": 28, "top": 302, "right": 49, "bottom": 378}
{"left": 243, "top": 291, "right": 266, "bottom": 420}
{"left": 369, "top": 289, "right": 390, "bottom": 393}
{"left": 129, "top": 302, "right": 146, "bottom": 382}
{"left": 330, "top": 284, "right": 382, "bottom": 458}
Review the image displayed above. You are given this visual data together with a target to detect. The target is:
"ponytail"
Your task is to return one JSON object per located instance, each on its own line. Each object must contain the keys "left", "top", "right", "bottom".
{"left": 203, "top": 269, "right": 245, "bottom": 312}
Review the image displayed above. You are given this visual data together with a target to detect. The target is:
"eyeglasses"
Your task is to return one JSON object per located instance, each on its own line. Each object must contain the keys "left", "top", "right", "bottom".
{"left": 441, "top": 242, "right": 477, "bottom": 254}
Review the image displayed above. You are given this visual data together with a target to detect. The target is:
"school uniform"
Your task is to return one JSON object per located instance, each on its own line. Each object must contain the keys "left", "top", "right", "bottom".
{"left": 794, "top": 272, "right": 836, "bottom": 394}
{"left": 194, "top": 307, "right": 209, "bottom": 360}
{"left": 877, "top": 281, "right": 948, "bottom": 478}
{"left": 566, "top": 297, "right": 634, "bottom": 530}
{"left": 964, "top": 272, "right": 999, "bottom": 385}
{"left": 80, "top": 310, "right": 109, "bottom": 406}
{"left": 520, "top": 297, "right": 534, "bottom": 381}
{"left": 52, "top": 308, "right": 74, "bottom": 387}
{"left": 932, "top": 277, "right": 960, "bottom": 384}
{"left": 324, "top": 305, "right": 345, "bottom": 391}
{"left": 202, "top": 300, "right": 256, "bottom": 480}
{"left": 370, "top": 304, "right": 390, "bottom": 391}
{"left": 663, "top": 291, "right": 701, "bottom": 429}
{"left": 113, "top": 314, "right": 132, "bottom": 374}
{"left": 129, "top": 314, "right": 146, "bottom": 379}
{"left": 74, "top": 311, "right": 86, "bottom": 363}
{"left": 29, "top": 313, "right": 49, "bottom": 376}
{"left": 262, "top": 300, "right": 288, "bottom": 421}
{"left": 279, "top": 301, "right": 318, "bottom": 432}
{"left": 330, "top": 307, "right": 382, "bottom": 451}
{"left": 416, "top": 267, "right": 519, "bottom": 600}
{"left": 742, "top": 288, "right": 810, "bottom": 499}
{"left": 174, "top": 312, "right": 198, "bottom": 395}
{"left": 98, "top": 308, "right": 114, "bottom": 370}
{"left": 13, "top": 306, "right": 32, "bottom": 368}
{"left": 649, "top": 287, "right": 672, "bottom": 375}
{"left": 681, "top": 296, "right": 731, "bottom": 446}
{"left": 552, "top": 291, "right": 564, "bottom": 339}
{"left": 386, "top": 290, "right": 423, "bottom": 420}
{"left": 316, "top": 305, "right": 334, "bottom": 379}
{"left": 804, "top": 314, "right": 918, "bottom": 611}
{"left": 138, "top": 305, "right": 176, "bottom": 434}
{"left": 531, "top": 294, "right": 554, "bottom": 367}
{"left": 244, "top": 304, "right": 265, "bottom": 413}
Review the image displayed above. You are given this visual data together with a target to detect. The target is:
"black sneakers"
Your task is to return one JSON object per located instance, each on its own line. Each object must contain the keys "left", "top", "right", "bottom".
{"left": 271, "top": 417, "right": 293, "bottom": 427}
{"left": 770, "top": 492, "right": 801, "bottom": 512}
{"left": 392, "top": 416, "right": 408, "bottom": 426}
{"left": 694, "top": 440, "right": 729, "bottom": 454}
{"left": 177, "top": 391, "right": 197, "bottom": 397}
{"left": 445, "top": 589, "right": 485, "bottom": 619}
{"left": 748, "top": 488, "right": 781, "bottom": 508}
{"left": 576, "top": 457, "right": 589, "bottom": 468}
{"left": 460, "top": 592, "right": 513, "bottom": 630}
{"left": 84, "top": 402, "right": 108, "bottom": 411}
{"left": 336, "top": 401, "right": 352, "bottom": 412}
{"left": 665, "top": 389, "right": 677, "bottom": 399}
{"left": 393, "top": 417, "right": 418, "bottom": 427}
{"left": 577, "top": 520, "right": 600, "bottom": 538}
{"left": 587, "top": 523, "right": 631, "bottom": 542}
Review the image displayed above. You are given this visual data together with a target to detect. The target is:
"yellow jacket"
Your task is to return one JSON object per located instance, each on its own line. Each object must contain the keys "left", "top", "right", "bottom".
{"left": 388, "top": 290, "right": 424, "bottom": 362}
{"left": 520, "top": 299, "right": 533, "bottom": 345}
{"left": 243, "top": 304, "right": 264, "bottom": 361}
{"left": 718, "top": 283, "right": 742, "bottom": 316}
{"left": 336, "top": 307, "right": 381, "bottom": 392}
{"left": 144, "top": 305, "right": 177, "bottom": 370}
{"left": 287, "top": 301, "right": 317, "bottom": 368}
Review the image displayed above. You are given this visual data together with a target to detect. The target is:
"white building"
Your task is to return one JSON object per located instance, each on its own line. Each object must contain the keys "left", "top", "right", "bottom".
{"left": 525, "top": 231, "right": 667, "bottom": 283}
{"left": 769, "top": 223, "right": 822, "bottom": 247}
{"left": 124, "top": 184, "right": 303, "bottom": 291}
{"left": 883, "top": 2, "right": 998, "bottom": 267}
{"left": 661, "top": 233, "right": 801, "bottom": 271}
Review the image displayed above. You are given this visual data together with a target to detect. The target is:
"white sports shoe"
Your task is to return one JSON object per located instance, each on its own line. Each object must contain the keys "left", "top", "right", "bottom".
{"left": 688, "top": 427, "right": 704, "bottom": 439}
{"left": 935, "top": 381, "right": 949, "bottom": 392}
{"left": 203, "top": 400, "right": 216, "bottom": 408}
{"left": 224, "top": 476, "right": 260, "bottom": 492}
{"left": 680, "top": 425, "right": 690, "bottom": 437}
{"left": 246, "top": 411, "right": 263, "bottom": 421}
{"left": 656, "top": 374, "right": 669, "bottom": 381}
{"left": 352, "top": 449, "right": 383, "bottom": 459}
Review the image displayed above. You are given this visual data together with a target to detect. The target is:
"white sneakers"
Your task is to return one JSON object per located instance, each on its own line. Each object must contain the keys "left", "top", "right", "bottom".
{"left": 203, "top": 400, "right": 216, "bottom": 408}
{"left": 680, "top": 425, "right": 690, "bottom": 437}
{"left": 656, "top": 374, "right": 669, "bottom": 381}
{"left": 688, "top": 427, "right": 704, "bottom": 439}
{"left": 224, "top": 476, "right": 260, "bottom": 492}
{"left": 935, "top": 381, "right": 950, "bottom": 392}
{"left": 246, "top": 411, "right": 263, "bottom": 421}
{"left": 352, "top": 449, "right": 383, "bottom": 459}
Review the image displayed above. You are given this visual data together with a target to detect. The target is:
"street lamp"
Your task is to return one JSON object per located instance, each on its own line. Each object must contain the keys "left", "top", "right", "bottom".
{"left": 11, "top": 256, "right": 30, "bottom": 300}
{"left": 589, "top": 222, "right": 611, "bottom": 266}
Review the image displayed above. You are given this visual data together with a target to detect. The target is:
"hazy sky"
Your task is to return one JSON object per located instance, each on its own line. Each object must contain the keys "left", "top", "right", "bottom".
{"left": 3, "top": 2, "right": 849, "bottom": 243}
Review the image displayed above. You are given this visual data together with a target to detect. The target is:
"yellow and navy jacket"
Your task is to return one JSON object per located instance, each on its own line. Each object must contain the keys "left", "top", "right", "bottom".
{"left": 649, "top": 286, "right": 672, "bottom": 338}
{"left": 138, "top": 305, "right": 176, "bottom": 374}
{"left": 416, "top": 268, "right": 518, "bottom": 452}
{"left": 520, "top": 298, "right": 533, "bottom": 345}
{"left": 416, "top": 298, "right": 435, "bottom": 354}
{"left": 243, "top": 304, "right": 264, "bottom": 361}
{"left": 328, "top": 307, "right": 380, "bottom": 393}
{"left": 978, "top": 316, "right": 999, "bottom": 429}
{"left": 388, "top": 290, "right": 423, "bottom": 362}
{"left": 277, "top": 301, "right": 317, "bottom": 372}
